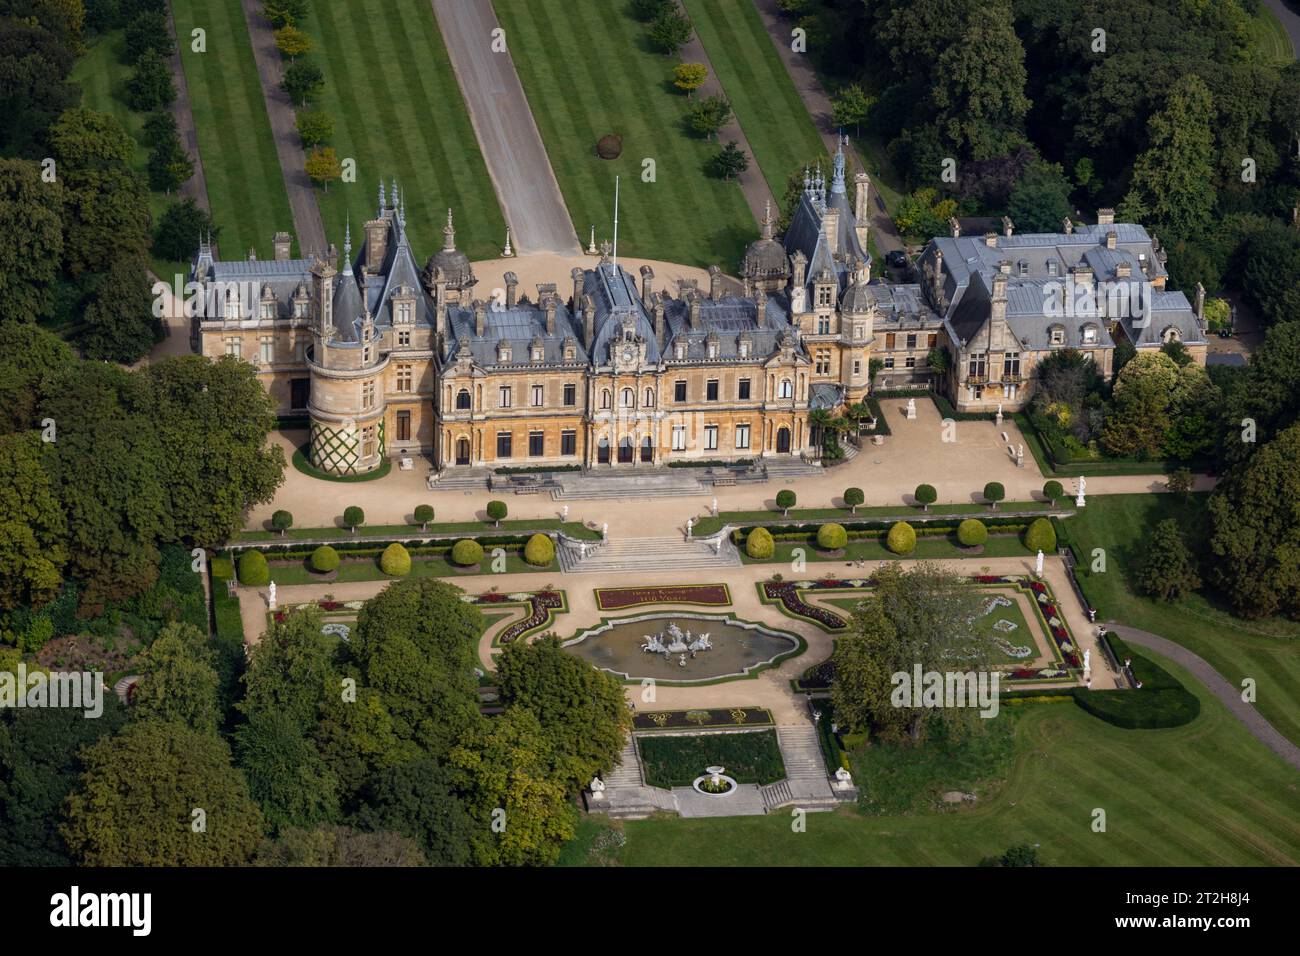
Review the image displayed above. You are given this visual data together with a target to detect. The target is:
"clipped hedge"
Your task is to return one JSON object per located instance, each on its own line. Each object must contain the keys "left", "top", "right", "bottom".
{"left": 746, "top": 526, "right": 775, "bottom": 559}
{"left": 310, "top": 545, "right": 340, "bottom": 573}
{"left": 210, "top": 556, "right": 234, "bottom": 580}
{"left": 816, "top": 523, "right": 848, "bottom": 551}
{"left": 886, "top": 521, "right": 916, "bottom": 555}
{"left": 957, "top": 518, "right": 988, "bottom": 547}
{"left": 1071, "top": 634, "right": 1200, "bottom": 729}
{"left": 451, "top": 539, "right": 484, "bottom": 567}
{"left": 1023, "top": 517, "right": 1057, "bottom": 552}
{"left": 523, "top": 533, "right": 555, "bottom": 567}
{"left": 380, "top": 542, "right": 411, "bottom": 577}
{"left": 237, "top": 550, "right": 270, "bottom": 586}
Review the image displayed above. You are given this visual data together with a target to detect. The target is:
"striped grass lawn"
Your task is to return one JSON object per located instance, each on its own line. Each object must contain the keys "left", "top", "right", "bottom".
{"left": 173, "top": 0, "right": 295, "bottom": 260}
{"left": 681, "top": 0, "right": 826, "bottom": 215}
{"left": 1249, "top": 8, "right": 1294, "bottom": 64}
{"left": 311, "top": 0, "right": 505, "bottom": 261}
{"left": 587, "top": 661, "right": 1300, "bottom": 865}
{"left": 1065, "top": 493, "right": 1300, "bottom": 747}
{"left": 494, "top": 0, "right": 755, "bottom": 270}
{"left": 71, "top": 31, "right": 190, "bottom": 280}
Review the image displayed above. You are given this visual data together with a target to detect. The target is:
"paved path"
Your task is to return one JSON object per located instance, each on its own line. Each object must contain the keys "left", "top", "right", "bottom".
{"left": 677, "top": 15, "right": 775, "bottom": 225}
{"left": 240, "top": 0, "right": 328, "bottom": 256}
{"left": 750, "top": 0, "right": 902, "bottom": 255}
{"left": 164, "top": 7, "right": 212, "bottom": 221}
{"left": 432, "top": 0, "right": 580, "bottom": 254}
{"left": 1106, "top": 624, "right": 1300, "bottom": 771}
{"left": 1263, "top": 0, "right": 1300, "bottom": 56}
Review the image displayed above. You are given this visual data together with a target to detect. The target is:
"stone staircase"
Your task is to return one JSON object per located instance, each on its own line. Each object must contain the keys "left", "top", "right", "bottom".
{"left": 551, "top": 470, "right": 707, "bottom": 500}
{"left": 595, "top": 739, "right": 679, "bottom": 819}
{"left": 605, "top": 740, "right": 644, "bottom": 788}
{"left": 768, "top": 725, "right": 838, "bottom": 810}
{"left": 760, "top": 778, "right": 794, "bottom": 811}
{"left": 559, "top": 535, "right": 742, "bottom": 574}
{"left": 763, "top": 457, "right": 824, "bottom": 480}
{"left": 427, "top": 468, "right": 491, "bottom": 492}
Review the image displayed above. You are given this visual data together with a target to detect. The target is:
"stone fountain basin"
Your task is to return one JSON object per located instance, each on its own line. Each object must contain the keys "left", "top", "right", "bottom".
{"left": 561, "top": 613, "right": 801, "bottom": 684}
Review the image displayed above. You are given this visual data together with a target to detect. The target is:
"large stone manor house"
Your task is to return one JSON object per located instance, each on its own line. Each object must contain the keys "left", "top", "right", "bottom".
{"left": 191, "top": 151, "right": 1206, "bottom": 476}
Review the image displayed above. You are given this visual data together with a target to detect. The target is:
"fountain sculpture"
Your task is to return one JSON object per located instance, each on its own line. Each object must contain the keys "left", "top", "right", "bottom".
{"left": 641, "top": 622, "right": 713, "bottom": 660}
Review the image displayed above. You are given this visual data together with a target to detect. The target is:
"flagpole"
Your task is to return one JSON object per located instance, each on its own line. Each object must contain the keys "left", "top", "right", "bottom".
{"left": 612, "top": 175, "right": 620, "bottom": 269}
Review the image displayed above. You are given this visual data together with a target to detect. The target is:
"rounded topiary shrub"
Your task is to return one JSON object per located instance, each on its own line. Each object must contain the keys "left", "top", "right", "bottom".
{"left": 886, "top": 521, "right": 916, "bottom": 555}
{"left": 380, "top": 543, "right": 411, "bottom": 577}
{"left": 596, "top": 133, "right": 623, "bottom": 159}
{"left": 983, "top": 482, "right": 1005, "bottom": 510}
{"left": 237, "top": 550, "right": 270, "bottom": 586}
{"left": 451, "top": 539, "right": 484, "bottom": 567}
{"left": 413, "top": 504, "right": 434, "bottom": 530}
{"left": 523, "top": 533, "right": 555, "bottom": 567}
{"left": 310, "top": 545, "right": 340, "bottom": 573}
{"left": 957, "top": 518, "right": 988, "bottom": 548}
{"left": 271, "top": 509, "right": 293, "bottom": 535}
{"left": 1024, "top": 517, "right": 1057, "bottom": 553}
{"left": 914, "top": 484, "right": 937, "bottom": 510}
{"left": 746, "top": 526, "right": 775, "bottom": 560}
{"left": 343, "top": 506, "right": 365, "bottom": 532}
{"left": 486, "top": 500, "right": 508, "bottom": 526}
{"left": 1043, "top": 480, "right": 1063, "bottom": 504}
{"left": 816, "top": 523, "right": 848, "bottom": 551}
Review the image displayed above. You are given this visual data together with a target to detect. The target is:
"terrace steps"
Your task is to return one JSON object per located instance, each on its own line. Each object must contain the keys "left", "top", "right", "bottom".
{"left": 771, "top": 725, "right": 838, "bottom": 809}
{"left": 559, "top": 535, "right": 741, "bottom": 574}
{"left": 604, "top": 739, "right": 644, "bottom": 789}
{"left": 550, "top": 470, "right": 708, "bottom": 500}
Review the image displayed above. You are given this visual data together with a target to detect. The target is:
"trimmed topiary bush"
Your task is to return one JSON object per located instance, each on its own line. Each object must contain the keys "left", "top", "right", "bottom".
{"left": 343, "top": 506, "right": 365, "bottom": 532}
{"left": 843, "top": 487, "right": 864, "bottom": 514}
{"left": 237, "top": 550, "right": 270, "bottom": 586}
{"left": 271, "top": 510, "right": 293, "bottom": 536}
{"left": 983, "top": 482, "right": 1005, "bottom": 510}
{"left": 523, "top": 533, "right": 555, "bottom": 567}
{"left": 451, "top": 539, "right": 484, "bottom": 567}
{"left": 210, "top": 556, "right": 234, "bottom": 580}
{"left": 816, "top": 523, "right": 848, "bottom": 551}
{"left": 486, "top": 500, "right": 508, "bottom": 526}
{"left": 1024, "top": 517, "right": 1057, "bottom": 552}
{"left": 380, "top": 543, "right": 411, "bottom": 577}
{"left": 886, "top": 521, "right": 916, "bottom": 555}
{"left": 775, "top": 490, "right": 796, "bottom": 516}
{"left": 957, "top": 518, "right": 988, "bottom": 548}
{"left": 1042, "top": 480, "right": 1063, "bottom": 505}
{"left": 413, "top": 504, "right": 434, "bottom": 530}
{"left": 746, "top": 526, "right": 775, "bottom": 559}
{"left": 914, "top": 484, "right": 937, "bottom": 511}
{"left": 310, "top": 545, "right": 339, "bottom": 573}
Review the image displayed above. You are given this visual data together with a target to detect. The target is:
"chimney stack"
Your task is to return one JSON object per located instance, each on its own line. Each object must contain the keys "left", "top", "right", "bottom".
{"left": 571, "top": 267, "right": 585, "bottom": 311}
{"left": 543, "top": 289, "right": 557, "bottom": 335}
{"left": 708, "top": 265, "right": 723, "bottom": 301}
{"left": 1002, "top": 216, "right": 1013, "bottom": 237}
{"left": 504, "top": 271, "right": 518, "bottom": 308}
{"left": 1097, "top": 208, "right": 1115, "bottom": 226}
{"left": 273, "top": 232, "right": 293, "bottom": 260}
{"left": 689, "top": 291, "right": 702, "bottom": 330}
{"left": 755, "top": 294, "right": 767, "bottom": 328}
{"left": 984, "top": 233, "right": 998, "bottom": 248}
{"left": 640, "top": 264, "right": 655, "bottom": 302}
{"left": 949, "top": 217, "right": 961, "bottom": 238}
{"left": 653, "top": 293, "right": 665, "bottom": 345}
{"left": 1105, "top": 231, "right": 1117, "bottom": 250}
{"left": 582, "top": 292, "right": 595, "bottom": 346}
{"left": 474, "top": 299, "right": 486, "bottom": 337}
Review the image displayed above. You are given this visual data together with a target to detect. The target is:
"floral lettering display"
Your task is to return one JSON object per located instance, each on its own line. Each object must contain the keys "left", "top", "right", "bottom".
{"left": 595, "top": 584, "right": 731, "bottom": 610}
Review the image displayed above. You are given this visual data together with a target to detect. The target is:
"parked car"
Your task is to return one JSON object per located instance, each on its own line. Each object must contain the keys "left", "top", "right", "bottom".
{"left": 885, "top": 250, "right": 909, "bottom": 269}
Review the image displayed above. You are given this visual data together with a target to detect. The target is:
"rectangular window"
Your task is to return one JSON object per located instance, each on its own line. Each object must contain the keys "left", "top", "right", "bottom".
{"left": 905, "top": 356, "right": 916, "bottom": 369}
{"left": 563, "top": 383, "right": 576, "bottom": 407}
{"left": 260, "top": 338, "right": 274, "bottom": 364}
{"left": 818, "top": 286, "right": 832, "bottom": 307}
{"left": 362, "top": 425, "right": 376, "bottom": 458}
{"left": 531, "top": 384, "right": 544, "bottom": 407}
{"left": 226, "top": 338, "right": 241, "bottom": 359}
{"left": 928, "top": 333, "right": 938, "bottom": 348}
{"left": 884, "top": 357, "right": 895, "bottom": 369}
{"left": 706, "top": 379, "right": 719, "bottom": 401}
{"left": 396, "top": 365, "right": 412, "bottom": 393}
{"left": 885, "top": 333, "right": 896, "bottom": 349}
{"left": 499, "top": 386, "right": 512, "bottom": 408}
{"left": 671, "top": 426, "right": 687, "bottom": 451}
{"left": 815, "top": 350, "right": 831, "bottom": 375}
{"left": 674, "top": 380, "right": 687, "bottom": 402}
{"left": 361, "top": 381, "right": 376, "bottom": 410}
{"left": 906, "top": 333, "right": 917, "bottom": 349}
{"left": 1004, "top": 351, "right": 1021, "bottom": 377}
{"left": 968, "top": 352, "right": 987, "bottom": 379}
{"left": 496, "top": 432, "right": 512, "bottom": 458}
{"left": 396, "top": 410, "right": 411, "bottom": 442}
{"left": 261, "top": 302, "right": 274, "bottom": 320}
{"left": 738, "top": 378, "right": 751, "bottom": 400}
{"left": 817, "top": 316, "right": 831, "bottom": 335}
{"left": 853, "top": 360, "right": 861, "bottom": 375}
{"left": 704, "top": 425, "right": 718, "bottom": 451}
{"left": 397, "top": 329, "right": 411, "bottom": 347}
{"left": 561, "top": 430, "right": 576, "bottom": 456}
{"left": 735, "top": 423, "right": 750, "bottom": 450}
{"left": 529, "top": 431, "right": 544, "bottom": 457}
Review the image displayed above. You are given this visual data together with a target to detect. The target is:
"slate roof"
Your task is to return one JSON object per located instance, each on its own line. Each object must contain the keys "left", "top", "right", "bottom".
{"left": 782, "top": 145, "right": 870, "bottom": 302}
{"left": 444, "top": 300, "right": 588, "bottom": 367}
{"left": 661, "top": 293, "right": 795, "bottom": 362}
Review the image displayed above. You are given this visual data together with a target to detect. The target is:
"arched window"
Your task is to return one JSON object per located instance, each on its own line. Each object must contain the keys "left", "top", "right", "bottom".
{"left": 456, "top": 389, "right": 471, "bottom": 410}
{"left": 1162, "top": 326, "right": 1181, "bottom": 343}
{"left": 601, "top": 389, "right": 611, "bottom": 409}
{"left": 644, "top": 388, "right": 654, "bottom": 407}
{"left": 778, "top": 378, "right": 793, "bottom": 399}
{"left": 621, "top": 387, "right": 634, "bottom": 408}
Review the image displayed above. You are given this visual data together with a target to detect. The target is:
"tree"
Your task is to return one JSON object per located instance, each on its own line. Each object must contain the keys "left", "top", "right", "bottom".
{"left": 775, "top": 489, "right": 796, "bottom": 516}
{"left": 141, "top": 109, "right": 177, "bottom": 148}
{"left": 273, "top": 24, "right": 311, "bottom": 60}
{"left": 234, "top": 709, "right": 340, "bottom": 834}
{"left": 1127, "top": 75, "right": 1216, "bottom": 240}
{"left": 263, "top": 0, "right": 309, "bottom": 30}
{"left": 124, "top": 9, "right": 173, "bottom": 62}
{"left": 238, "top": 550, "right": 270, "bottom": 586}
{"left": 983, "top": 482, "right": 1005, "bottom": 510}
{"left": 673, "top": 62, "right": 707, "bottom": 96}
{"left": 930, "top": 11, "right": 1029, "bottom": 160}
{"left": 62, "top": 721, "right": 264, "bottom": 866}
{"left": 630, "top": 0, "right": 672, "bottom": 21}
{"left": 0, "top": 433, "right": 67, "bottom": 610}
{"left": 1007, "top": 160, "right": 1072, "bottom": 233}
{"left": 241, "top": 606, "right": 336, "bottom": 730}
{"left": 451, "top": 539, "right": 483, "bottom": 567}
{"left": 1023, "top": 517, "right": 1056, "bottom": 553}
{"left": 0, "top": 694, "right": 127, "bottom": 866}
{"left": 832, "top": 562, "right": 985, "bottom": 742}
{"left": 914, "top": 483, "right": 937, "bottom": 511}
{"left": 1208, "top": 423, "right": 1300, "bottom": 618}
{"left": 449, "top": 707, "right": 574, "bottom": 866}
{"left": 486, "top": 500, "right": 508, "bottom": 527}
{"left": 0, "top": 158, "right": 64, "bottom": 322}
{"left": 843, "top": 487, "right": 864, "bottom": 514}
{"left": 146, "top": 130, "right": 193, "bottom": 193}
{"left": 380, "top": 542, "right": 411, "bottom": 577}
{"left": 523, "top": 533, "right": 555, "bottom": 567}
{"left": 282, "top": 60, "right": 324, "bottom": 107}
{"left": 893, "top": 187, "right": 958, "bottom": 244}
{"left": 295, "top": 109, "right": 334, "bottom": 148}
{"left": 351, "top": 758, "right": 473, "bottom": 865}
{"left": 817, "top": 523, "right": 848, "bottom": 550}
{"left": 304, "top": 146, "right": 341, "bottom": 191}
{"left": 1166, "top": 468, "right": 1193, "bottom": 498}
{"left": 1042, "top": 480, "right": 1063, "bottom": 505}
{"left": 648, "top": 5, "right": 693, "bottom": 56}
{"left": 126, "top": 48, "right": 175, "bottom": 111}
{"left": 131, "top": 621, "right": 223, "bottom": 731}
{"left": 980, "top": 844, "right": 1043, "bottom": 867}
{"left": 254, "top": 826, "right": 425, "bottom": 866}
{"left": 831, "top": 84, "right": 873, "bottom": 136}
{"left": 79, "top": 250, "right": 160, "bottom": 362}
{"left": 272, "top": 510, "right": 293, "bottom": 536}
{"left": 886, "top": 521, "right": 915, "bottom": 555}
{"left": 495, "top": 635, "right": 631, "bottom": 791}
{"left": 310, "top": 545, "right": 338, "bottom": 573}
{"left": 708, "top": 140, "right": 749, "bottom": 180}
{"left": 1101, "top": 351, "right": 1180, "bottom": 458}
{"left": 1136, "top": 518, "right": 1201, "bottom": 601}
{"left": 687, "top": 94, "right": 731, "bottom": 140}
{"left": 0, "top": 18, "right": 81, "bottom": 157}
{"left": 153, "top": 197, "right": 218, "bottom": 262}
{"left": 343, "top": 506, "right": 364, "bottom": 533}
{"left": 956, "top": 518, "right": 987, "bottom": 548}
{"left": 413, "top": 504, "right": 433, "bottom": 530}
{"left": 746, "top": 526, "right": 774, "bottom": 559}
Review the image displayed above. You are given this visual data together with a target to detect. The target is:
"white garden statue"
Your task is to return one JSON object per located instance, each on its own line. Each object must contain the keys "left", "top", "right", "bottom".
{"left": 835, "top": 766, "right": 854, "bottom": 791}
{"left": 906, "top": 397, "right": 917, "bottom": 420}
{"left": 995, "top": 403, "right": 1003, "bottom": 426}
{"left": 1035, "top": 550, "right": 1044, "bottom": 576}
{"left": 1076, "top": 475, "right": 1087, "bottom": 507}
{"left": 589, "top": 776, "right": 606, "bottom": 801}
{"left": 1083, "top": 649, "right": 1092, "bottom": 681}
{"left": 268, "top": 580, "right": 277, "bottom": 610}
{"left": 686, "top": 517, "right": 693, "bottom": 540}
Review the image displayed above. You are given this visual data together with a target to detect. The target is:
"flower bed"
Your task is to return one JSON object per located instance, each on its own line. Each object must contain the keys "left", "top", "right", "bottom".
{"left": 595, "top": 584, "right": 731, "bottom": 611}
{"left": 464, "top": 590, "right": 567, "bottom": 645}
{"left": 633, "top": 707, "right": 774, "bottom": 731}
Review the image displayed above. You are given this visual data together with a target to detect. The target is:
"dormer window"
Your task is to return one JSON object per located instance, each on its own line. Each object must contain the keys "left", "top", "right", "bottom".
{"left": 396, "top": 301, "right": 412, "bottom": 324}
{"left": 738, "top": 338, "right": 751, "bottom": 359}
{"left": 707, "top": 338, "right": 719, "bottom": 360}
{"left": 1047, "top": 261, "right": 1058, "bottom": 277}
{"left": 1049, "top": 325, "right": 1066, "bottom": 346}
{"left": 817, "top": 285, "right": 833, "bottom": 308}
{"left": 531, "top": 344, "right": 544, "bottom": 362}
{"left": 1082, "top": 323, "right": 1098, "bottom": 345}
{"left": 674, "top": 341, "right": 687, "bottom": 361}
{"left": 563, "top": 342, "right": 576, "bottom": 362}
{"left": 1162, "top": 326, "right": 1181, "bottom": 343}
{"left": 497, "top": 342, "right": 512, "bottom": 363}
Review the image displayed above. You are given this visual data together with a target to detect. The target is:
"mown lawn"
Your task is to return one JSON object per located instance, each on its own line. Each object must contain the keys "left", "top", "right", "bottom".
{"left": 1249, "top": 8, "right": 1294, "bottom": 64}
{"left": 173, "top": 0, "right": 295, "bottom": 259}
{"left": 310, "top": 0, "right": 505, "bottom": 260}
{"left": 566, "top": 656, "right": 1300, "bottom": 865}
{"left": 681, "top": 0, "right": 826, "bottom": 213}
{"left": 1064, "top": 492, "right": 1300, "bottom": 746}
{"left": 493, "top": 0, "right": 755, "bottom": 269}
{"left": 71, "top": 30, "right": 190, "bottom": 281}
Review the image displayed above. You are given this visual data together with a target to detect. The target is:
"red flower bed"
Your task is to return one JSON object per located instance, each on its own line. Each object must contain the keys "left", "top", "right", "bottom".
{"left": 595, "top": 584, "right": 730, "bottom": 610}
{"left": 476, "top": 590, "right": 565, "bottom": 644}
